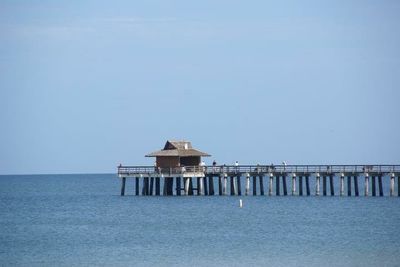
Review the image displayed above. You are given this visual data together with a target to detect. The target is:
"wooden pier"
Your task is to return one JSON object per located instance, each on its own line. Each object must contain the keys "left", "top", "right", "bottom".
{"left": 117, "top": 164, "right": 400, "bottom": 197}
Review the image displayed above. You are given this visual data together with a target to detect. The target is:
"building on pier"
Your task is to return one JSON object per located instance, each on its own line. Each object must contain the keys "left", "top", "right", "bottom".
{"left": 146, "top": 140, "right": 210, "bottom": 168}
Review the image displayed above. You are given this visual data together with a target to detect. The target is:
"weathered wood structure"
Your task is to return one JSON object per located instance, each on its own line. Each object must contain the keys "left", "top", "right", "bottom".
{"left": 146, "top": 140, "right": 210, "bottom": 168}
{"left": 118, "top": 164, "right": 400, "bottom": 197}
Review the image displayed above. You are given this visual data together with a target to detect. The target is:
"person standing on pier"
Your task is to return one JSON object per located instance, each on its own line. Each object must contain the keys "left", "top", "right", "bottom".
{"left": 235, "top": 161, "right": 239, "bottom": 173}
{"left": 212, "top": 160, "right": 217, "bottom": 173}
{"left": 154, "top": 161, "right": 158, "bottom": 173}
{"left": 200, "top": 160, "right": 206, "bottom": 172}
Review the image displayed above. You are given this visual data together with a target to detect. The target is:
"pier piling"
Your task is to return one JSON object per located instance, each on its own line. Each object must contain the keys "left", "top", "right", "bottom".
{"left": 237, "top": 176, "right": 242, "bottom": 195}
{"left": 390, "top": 173, "right": 395, "bottom": 196}
{"left": 354, "top": 176, "right": 359, "bottom": 196}
{"left": 189, "top": 178, "right": 194, "bottom": 195}
{"left": 176, "top": 177, "right": 181, "bottom": 196}
{"left": 136, "top": 177, "right": 140, "bottom": 196}
{"left": 168, "top": 178, "right": 174, "bottom": 195}
{"left": 209, "top": 176, "right": 214, "bottom": 195}
{"left": 143, "top": 177, "right": 149, "bottom": 196}
{"left": 316, "top": 174, "right": 320, "bottom": 196}
{"left": 218, "top": 176, "right": 223, "bottom": 195}
{"left": 398, "top": 176, "right": 400, "bottom": 197}
{"left": 305, "top": 175, "right": 310, "bottom": 196}
{"left": 253, "top": 176, "right": 257, "bottom": 196}
{"left": 299, "top": 175, "right": 303, "bottom": 196}
{"left": 259, "top": 175, "right": 264, "bottom": 195}
{"left": 276, "top": 175, "right": 280, "bottom": 196}
{"left": 199, "top": 177, "right": 204, "bottom": 195}
{"left": 282, "top": 175, "right": 288, "bottom": 195}
{"left": 340, "top": 174, "right": 344, "bottom": 196}
{"left": 223, "top": 174, "right": 227, "bottom": 195}
{"left": 323, "top": 176, "right": 327, "bottom": 196}
{"left": 245, "top": 173, "right": 250, "bottom": 196}
{"left": 329, "top": 175, "right": 334, "bottom": 196}
{"left": 184, "top": 178, "right": 190, "bottom": 195}
{"left": 269, "top": 174, "right": 273, "bottom": 196}
{"left": 364, "top": 174, "right": 369, "bottom": 197}
{"left": 378, "top": 175, "right": 383, "bottom": 197}
{"left": 230, "top": 176, "right": 235, "bottom": 196}
{"left": 156, "top": 177, "right": 160, "bottom": 195}
{"left": 162, "top": 178, "right": 167, "bottom": 195}
{"left": 372, "top": 176, "right": 376, "bottom": 196}
{"left": 149, "top": 177, "right": 154, "bottom": 196}
{"left": 347, "top": 176, "right": 351, "bottom": 196}
{"left": 121, "top": 177, "right": 126, "bottom": 196}
{"left": 292, "top": 173, "right": 296, "bottom": 196}
{"left": 204, "top": 176, "right": 208, "bottom": 195}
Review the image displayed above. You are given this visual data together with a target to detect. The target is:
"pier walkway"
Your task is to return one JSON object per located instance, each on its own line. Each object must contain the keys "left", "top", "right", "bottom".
{"left": 117, "top": 164, "right": 400, "bottom": 197}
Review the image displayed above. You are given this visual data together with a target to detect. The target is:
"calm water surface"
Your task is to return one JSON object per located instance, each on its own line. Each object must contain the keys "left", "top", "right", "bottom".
{"left": 1, "top": 174, "right": 399, "bottom": 266}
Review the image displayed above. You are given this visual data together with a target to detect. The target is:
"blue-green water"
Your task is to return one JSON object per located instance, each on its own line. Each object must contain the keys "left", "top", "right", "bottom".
{"left": 1, "top": 174, "right": 399, "bottom": 266}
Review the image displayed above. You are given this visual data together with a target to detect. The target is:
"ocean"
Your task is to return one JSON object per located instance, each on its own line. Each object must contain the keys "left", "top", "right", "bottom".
{"left": 1, "top": 174, "right": 399, "bottom": 266}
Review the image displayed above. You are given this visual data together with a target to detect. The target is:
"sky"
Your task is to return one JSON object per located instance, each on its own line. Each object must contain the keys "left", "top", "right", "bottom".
{"left": 0, "top": 0, "right": 399, "bottom": 174}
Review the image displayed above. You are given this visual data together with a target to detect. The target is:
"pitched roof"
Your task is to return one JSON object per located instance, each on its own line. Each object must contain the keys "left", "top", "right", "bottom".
{"left": 146, "top": 140, "right": 211, "bottom": 157}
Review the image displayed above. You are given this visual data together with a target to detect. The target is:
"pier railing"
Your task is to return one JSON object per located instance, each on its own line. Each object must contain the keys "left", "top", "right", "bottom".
{"left": 118, "top": 164, "right": 400, "bottom": 176}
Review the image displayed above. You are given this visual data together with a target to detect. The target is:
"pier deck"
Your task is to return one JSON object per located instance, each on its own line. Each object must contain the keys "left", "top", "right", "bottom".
{"left": 117, "top": 164, "right": 400, "bottom": 197}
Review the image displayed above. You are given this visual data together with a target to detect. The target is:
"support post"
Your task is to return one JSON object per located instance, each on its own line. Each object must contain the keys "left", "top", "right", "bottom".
{"left": 149, "top": 177, "right": 154, "bottom": 196}
{"left": 269, "top": 174, "right": 273, "bottom": 196}
{"left": 168, "top": 177, "right": 174, "bottom": 195}
{"left": 298, "top": 175, "right": 303, "bottom": 196}
{"left": 253, "top": 176, "right": 257, "bottom": 196}
{"left": 292, "top": 174, "right": 296, "bottom": 195}
{"left": 323, "top": 176, "right": 327, "bottom": 196}
{"left": 305, "top": 175, "right": 310, "bottom": 196}
{"left": 146, "top": 177, "right": 150, "bottom": 195}
{"left": 121, "top": 177, "right": 126, "bottom": 196}
{"left": 197, "top": 177, "right": 201, "bottom": 195}
{"left": 329, "top": 175, "right": 334, "bottom": 196}
{"left": 340, "top": 174, "right": 344, "bottom": 196}
{"left": 230, "top": 176, "right": 235, "bottom": 196}
{"left": 143, "top": 177, "right": 149, "bottom": 196}
{"left": 218, "top": 176, "right": 223, "bottom": 195}
{"left": 170, "top": 177, "right": 174, "bottom": 195}
{"left": 184, "top": 177, "right": 190, "bottom": 196}
{"left": 398, "top": 176, "right": 400, "bottom": 197}
{"left": 372, "top": 176, "right": 376, "bottom": 196}
{"left": 354, "top": 176, "right": 359, "bottom": 196}
{"left": 316, "top": 173, "right": 320, "bottom": 196}
{"left": 135, "top": 177, "right": 140, "bottom": 196}
{"left": 259, "top": 175, "right": 264, "bottom": 196}
{"left": 245, "top": 173, "right": 250, "bottom": 196}
{"left": 176, "top": 177, "right": 181, "bottom": 196}
{"left": 189, "top": 178, "right": 193, "bottom": 195}
{"left": 276, "top": 175, "right": 280, "bottom": 196}
{"left": 390, "top": 173, "right": 395, "bottom": 197}
{"left": 282, "top": 175, "right": 287, "bottom": 195}
{"left": 233, "top": 176, "right": 237, "bottom": 195}
{"left": 209, "top": 176, "right": 214, "bottom": 195}
{"left": 378, "top": 175, "right": 383, "bottom": 197}
{"left": 237, "top": 176, "right": 242, "bottom": 196}
{"left": 155, "top": 177, "right": 160, "bottom": 196}
{"left": 204, "top": 176, "right": 208, "bottom": 196}
{"left": 347, "top": 176, "right": 351, "bottom": 196}
{"left": 199, "top": 177, "right": 204, "bottom": 196}
{"left": 364, "top": 174, "right": 369, "bottom": 197}
{"left": 223, "top": 174, "right": 227, "bottom": 195}
{"left": 164, "top": 178, "right": 169, "bottom": 195}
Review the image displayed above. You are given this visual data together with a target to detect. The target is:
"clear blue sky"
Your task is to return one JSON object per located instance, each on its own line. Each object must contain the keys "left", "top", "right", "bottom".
{"left": 1, "top": 1, "right": 399, "bottom": 174}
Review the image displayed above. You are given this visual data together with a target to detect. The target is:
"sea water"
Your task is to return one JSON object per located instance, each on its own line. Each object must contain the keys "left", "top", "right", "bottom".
{"left": 0, "top": 174, "right": 399, "bottom": 266}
